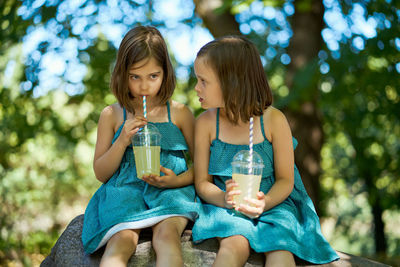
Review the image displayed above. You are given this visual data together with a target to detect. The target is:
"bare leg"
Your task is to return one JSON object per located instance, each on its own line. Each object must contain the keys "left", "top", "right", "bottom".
{"left": 264, "top": 250, "right": 296, "bottom": 267}
{"left": 100, "top": 229, "right": 140, "bottom": 267}
{"left": 213, "top": 235, "right": 251, "bottom": 267}
{"left": 152, "top": 216, "right": 188, "bottom": 267}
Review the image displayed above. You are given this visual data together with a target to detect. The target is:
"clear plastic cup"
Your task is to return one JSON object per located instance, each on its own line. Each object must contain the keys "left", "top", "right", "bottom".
{"left": 231, "top": 150, "right": 264, "bottom": 207}
{"left": 132, "top": 124, "right": 161, "bottom": 179}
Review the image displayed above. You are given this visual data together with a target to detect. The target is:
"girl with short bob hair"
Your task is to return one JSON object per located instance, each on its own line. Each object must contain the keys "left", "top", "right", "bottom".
{"left": 82, "top": 26, "right": 198, "bottom": 267}
{"left": 111, "top": 26, "right": 176, "bottom": 113}
{"left": 192, "top": 35, "right": 339, "bottom": 267}
{"left": 196, "top": 35, "right": 272, "bottom": 123}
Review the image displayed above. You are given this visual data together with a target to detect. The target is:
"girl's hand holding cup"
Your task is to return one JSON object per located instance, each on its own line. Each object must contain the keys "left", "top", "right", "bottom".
{"left": 224, "top": 179, "right": 241, "bottom": 209}
{"left": 236, "top": 191, "right": 266, "bottom": 219}
{"left": 119, "top": 115, "right": 147, "bottom": 147}
{"left": 142, "top": 166, "right": 177, "bottom": 188}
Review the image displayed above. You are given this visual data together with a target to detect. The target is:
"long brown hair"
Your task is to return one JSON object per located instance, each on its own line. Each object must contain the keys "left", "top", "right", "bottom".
{"left": 197, "top": 35, "right": 272, "bottom": 123}
{"left": 110, "top": 26, "right": 176, "bottom": 113}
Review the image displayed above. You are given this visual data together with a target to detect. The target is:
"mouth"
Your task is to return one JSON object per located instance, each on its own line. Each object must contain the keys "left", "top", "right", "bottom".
{"left": 198, "top": 97, "right": 204, "bottom": 103}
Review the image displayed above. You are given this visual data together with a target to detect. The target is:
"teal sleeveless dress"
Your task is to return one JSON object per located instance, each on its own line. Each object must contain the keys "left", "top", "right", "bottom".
{"left": 82, "top": 103, "right": 199, "bottom": 254}
{"left": 192, "top": 109, "right": 339, "bottom": 264}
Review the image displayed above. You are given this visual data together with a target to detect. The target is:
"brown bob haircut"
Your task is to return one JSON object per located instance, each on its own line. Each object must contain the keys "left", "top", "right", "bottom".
{"left": 110, "top": 26, "right": 176, "bottom": 114}
{"left": 197, "top": 35, "right": 272, "bottom": 124}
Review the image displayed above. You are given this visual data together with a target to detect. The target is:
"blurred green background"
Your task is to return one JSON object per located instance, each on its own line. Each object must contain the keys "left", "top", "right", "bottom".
{"left": 1, "top": 0, "right": 399, "bottom": 266}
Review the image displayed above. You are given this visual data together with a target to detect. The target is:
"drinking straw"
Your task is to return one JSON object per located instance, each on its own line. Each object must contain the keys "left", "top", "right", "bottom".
{"left": 143, "top": 95, "right": 147, "bottom": 119}
{"left": 249, "top": 117, "right": 254, "bottom": 172}
{"left": 143, "top": 96, "right": 149, "bottom": 146}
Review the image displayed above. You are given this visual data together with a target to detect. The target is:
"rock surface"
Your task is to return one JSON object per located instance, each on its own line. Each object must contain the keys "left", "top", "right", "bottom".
{"left": 41, "top": 215, "right": 390, "bottom": 267}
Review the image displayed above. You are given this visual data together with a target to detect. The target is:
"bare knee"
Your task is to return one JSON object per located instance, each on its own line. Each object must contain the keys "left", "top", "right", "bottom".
{"left": 152, "top": 217, "right": 187, "bottom": 248}
{"left": 103, "top": 229, "right": 140, "bottom": 258}
{"left": 213, "top": 236, "right": 250, "bottom": 267}
{"left": 152, "top": 218, "right": 187, "bottom": 267}
{"left": 265, "top": 250, "right": 295, "bottom": 267}
{"left": 218, "top": 235, "right": 251, "bottom": 263}
{"left": 219, "top": 235, "right": 251, "bottom": 257}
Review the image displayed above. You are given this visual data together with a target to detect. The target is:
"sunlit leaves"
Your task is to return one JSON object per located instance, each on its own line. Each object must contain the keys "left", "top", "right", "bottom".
{"left": 319, "top": 1, "right": 400, "bottom": 257}
{"left": 367, "top": 56, "right": 389, "bottom": 70}
{"left": 385, "top": 85, "right": 399, "bottom": 103}
{"left": 7, "top": 132, "right": 19, "bottom": 147}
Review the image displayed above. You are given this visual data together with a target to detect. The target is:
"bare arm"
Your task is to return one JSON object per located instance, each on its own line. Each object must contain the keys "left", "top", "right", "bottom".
{"left": 164, "top": 102, "right": 195, "bottom": 187}
{"left": 173, "top": 102, "right": 195, "bottom": 186}
{"left": 194, "top": 110, "right": 228, "bottom": 207}
{"left": 93, "top": 105, "right": 147, "bottom": 183}
{"left": 263, "top": 107, "right": 294, "bottom": 211}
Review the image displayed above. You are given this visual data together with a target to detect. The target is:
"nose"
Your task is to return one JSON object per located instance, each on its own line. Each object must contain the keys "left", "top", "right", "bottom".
{"left": 194, "top": 81, "right": 200, "bottom": 93}
{"left": 140, "top": 80, "right": 149, "bottom": 90}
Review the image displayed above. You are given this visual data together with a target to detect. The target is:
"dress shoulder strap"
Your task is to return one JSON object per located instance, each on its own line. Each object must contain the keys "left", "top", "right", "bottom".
{"left": 260, "top": 114, "right": 267, "bottom": 140}
{"left": 166, "top": 101, "right": 172, "bottom": 122}
{"left": 216, "top": 108, "right": 220, "bottom": 140}
{"left": 123, "top": 108, "right": 127, "bottom": 121}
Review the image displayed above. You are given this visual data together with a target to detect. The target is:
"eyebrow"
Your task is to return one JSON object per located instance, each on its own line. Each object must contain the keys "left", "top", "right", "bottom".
{"left": 128, "top": 71, "right": 162, "bottom": 76}
{"left": 196, "top": 74, "right": 206, "bottom": 80}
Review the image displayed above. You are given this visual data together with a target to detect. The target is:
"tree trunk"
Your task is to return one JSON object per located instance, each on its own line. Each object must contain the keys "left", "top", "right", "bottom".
{"left": 362, "top": 167, "right": 387, "bottom": 254}
{"left": 193, "top": 0, "right": 241, "bottom": 37}
{"left": 193, "top": 0, "right": 325, "bottom": 213}
{"left": 372, "top": 198, "right": 387, "bottom": 254}
{"left": 285, "top": 0, "right": 325, "bottom": 214}
{"left": 352, "top": 136, "right": 388, "bottom": 255}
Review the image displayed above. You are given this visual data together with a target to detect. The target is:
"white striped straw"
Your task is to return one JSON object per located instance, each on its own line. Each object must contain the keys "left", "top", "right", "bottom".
{"left": 249, "top": 117, "right": 254, "bottom": 172}
{"left": 143, "top": 95, "right": 147, "bottom": 119}
{"left": 143, "top": 95, "right": 149, "bottom": 145}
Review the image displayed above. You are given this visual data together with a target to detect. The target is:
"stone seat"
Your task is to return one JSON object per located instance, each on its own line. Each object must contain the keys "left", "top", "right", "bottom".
{"left": 41, "top": 215, "right": 390, "bottom": 267}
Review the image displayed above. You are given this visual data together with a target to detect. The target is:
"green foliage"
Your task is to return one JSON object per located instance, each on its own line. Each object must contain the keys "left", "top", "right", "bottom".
{"left": 0, "top": 2, "right": 109, "bottom": 262}
{"left": 319, "top": 1, "right": 400, "bottom": 257}
{"left": 275, "top": 58, "right": 321, "bottom": 109}
{"left": 320, "top": 6, "right": 400, "bottom": 204}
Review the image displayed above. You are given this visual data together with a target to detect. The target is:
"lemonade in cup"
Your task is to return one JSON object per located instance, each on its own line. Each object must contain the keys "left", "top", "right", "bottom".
{"left": 231, "top": 150, "right": 264, "bottom": 208}
{"left": 132, "top": 124, "right": 161, "bottom": 179}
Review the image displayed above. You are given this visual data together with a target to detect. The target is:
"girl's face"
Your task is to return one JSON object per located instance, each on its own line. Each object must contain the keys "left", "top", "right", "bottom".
{"left": 194, "top": 56, "right": 224, "bottom": 109}
{"left": 128, "top": 57, "right": 163, "bottom": 100}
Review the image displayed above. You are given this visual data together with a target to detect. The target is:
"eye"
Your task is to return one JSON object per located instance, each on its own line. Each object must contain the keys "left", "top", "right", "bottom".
{"left": 130, "top": 75, "right": 139, "bottom": 80}
{"left": 150, "top": 74, "right": 159, "bottom": 79}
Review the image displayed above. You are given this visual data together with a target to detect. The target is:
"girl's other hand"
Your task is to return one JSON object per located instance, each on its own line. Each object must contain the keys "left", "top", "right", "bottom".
{"left": 224, "top": 179, "right": 241, "bottom": 209}
{"left": 119, "top": 115, "right": 147, "bottom": 147}
{"left": 142, "top": 166, "right": 177, "bottom": 188}
{"left": 236, "top": 191, "right": 266, "bottom": 219}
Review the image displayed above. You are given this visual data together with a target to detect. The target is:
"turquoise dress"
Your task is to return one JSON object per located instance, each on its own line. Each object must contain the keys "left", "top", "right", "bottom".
{"left": 82, "top": 103, "right": 198, "bottom": 254}
{"left": 192, "top": 109, "right": 339, "bottom": 264}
